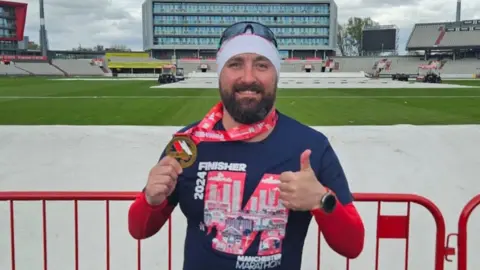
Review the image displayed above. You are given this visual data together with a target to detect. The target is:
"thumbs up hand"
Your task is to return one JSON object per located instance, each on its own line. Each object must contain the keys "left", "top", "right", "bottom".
{"left": 279, "top": 149, "right": 328, "bottom": 211}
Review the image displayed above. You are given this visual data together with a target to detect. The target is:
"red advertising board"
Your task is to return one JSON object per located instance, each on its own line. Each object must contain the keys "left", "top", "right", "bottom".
{"left": 0, "top": 1, "right": 28, "bottom": 41}
{"left": 1, "top": 55, "right": 47, "bottom": 61}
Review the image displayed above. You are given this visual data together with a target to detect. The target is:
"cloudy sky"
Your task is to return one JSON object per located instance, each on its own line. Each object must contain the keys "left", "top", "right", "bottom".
{"left": 21, "top": 0, "right": 480, "bottom": 53}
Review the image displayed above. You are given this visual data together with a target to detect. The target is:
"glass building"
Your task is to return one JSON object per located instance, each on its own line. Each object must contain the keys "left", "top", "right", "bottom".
{"left": 142, "top": 0, "right": 338, "bottom": 59}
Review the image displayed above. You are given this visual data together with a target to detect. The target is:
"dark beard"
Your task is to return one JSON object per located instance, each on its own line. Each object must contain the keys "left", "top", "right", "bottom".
{"left": 219, "top": 82, "right": 276, "bottom": 125}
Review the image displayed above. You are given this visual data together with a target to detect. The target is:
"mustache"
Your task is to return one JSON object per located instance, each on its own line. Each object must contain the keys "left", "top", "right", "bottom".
{"left": 232, "top": 83, "right": 265, "bottom": 93}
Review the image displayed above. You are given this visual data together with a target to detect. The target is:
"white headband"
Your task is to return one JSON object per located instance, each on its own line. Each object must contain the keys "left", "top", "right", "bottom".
{"left": 216, "top": 33, "right": 281, "bottom": 76}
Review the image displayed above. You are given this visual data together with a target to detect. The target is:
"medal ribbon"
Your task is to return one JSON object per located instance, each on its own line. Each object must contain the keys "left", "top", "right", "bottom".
{"left": 176, "top": 101, "right": 278, "bottom": 144}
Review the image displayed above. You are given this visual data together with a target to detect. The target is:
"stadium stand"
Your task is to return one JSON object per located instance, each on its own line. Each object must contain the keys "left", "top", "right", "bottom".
{"left": 406, "top": 19, "right": 480, "bottom": 56}
{"left": 15, "top": 62, "right": 63, "bottom": 76}
{"left": 441, "top": 22, "right": 480, "bottom": 47}
{"left": 177, "top": 57, "right": 337, "bottom": 75}
{"left": 0, "top": 55, "right": 106, "bottom": 77}
{"left": 1, "top": 60, "right": 106, "bottom": 77}
{"left": 406, "top": 23, "right": 446, "bottom": 49}
{"left": 1, "top": 50, "right": 477, "bottom": 79}
{"left": 173, "top": 56, "right": 479, "bottom": 80}
{"left": 319, "top": 56, "right": 479, "bottom": 77}
{"left": 52, "top": 59, "right": 105, "bottom": 76}
{"left": 105, "top": 52, "right": 173, "bottom": 78}
{"left": 0, "top": 63, "right": 29, "bottom": 75}
{"left": 177, "top": 58, "right": 217, "bottom": 74}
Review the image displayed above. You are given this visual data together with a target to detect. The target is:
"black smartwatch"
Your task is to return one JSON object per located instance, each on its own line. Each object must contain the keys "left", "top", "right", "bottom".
{"left": 320, "top": 191, "right": 337, "bottom": 214}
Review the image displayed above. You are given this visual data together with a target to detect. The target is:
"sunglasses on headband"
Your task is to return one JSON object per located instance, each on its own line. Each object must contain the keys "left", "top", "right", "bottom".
{"left": 218, "top": 21, "right": 278, "bottom": 49}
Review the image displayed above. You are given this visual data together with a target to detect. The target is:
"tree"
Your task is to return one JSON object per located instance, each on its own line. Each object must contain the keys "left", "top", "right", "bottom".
{"left": 337, "top": 24, "right": 346, "bottom": 56}
{"left": 93, "top": 44, "right": 104, "bottom": 51}
{"left": 70, "top": 44, "right": 106, "bottom": 52}
{"left": 337, "top": 23, "right": 361, "bottom": 56}
{"left": 341, "top": 17, "right": 380, "bottom": 55}
{"left": 107, "top": 44, "right": 131, "bottom": 52}
{"left": 72, "top": 44, "right": 93, "bottom": 51}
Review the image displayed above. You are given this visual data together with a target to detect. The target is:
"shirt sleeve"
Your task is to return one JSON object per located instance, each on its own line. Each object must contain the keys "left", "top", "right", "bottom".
{"left": 310, "top": 137, "right": 365, "bottom": 258}
{"left": 127, "top": 151, "right": 180, "bottom": 240}
{"left": 316, "top": 138, "right": 354, "bottom": 205}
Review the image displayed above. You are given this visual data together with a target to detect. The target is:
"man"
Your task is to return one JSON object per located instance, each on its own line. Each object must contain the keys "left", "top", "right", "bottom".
{"left": 128, "top": 21, "right": 365, "bottom": 270}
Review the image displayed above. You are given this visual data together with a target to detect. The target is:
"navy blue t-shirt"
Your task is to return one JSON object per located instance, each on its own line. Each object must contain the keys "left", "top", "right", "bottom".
{"left": 162, "top": 111, "right": 353, "bottom": 270}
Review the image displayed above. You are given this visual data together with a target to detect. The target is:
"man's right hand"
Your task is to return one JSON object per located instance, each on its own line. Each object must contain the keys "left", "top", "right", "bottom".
{"left": 144, "top": 156, "right": 183, "bottom": 206}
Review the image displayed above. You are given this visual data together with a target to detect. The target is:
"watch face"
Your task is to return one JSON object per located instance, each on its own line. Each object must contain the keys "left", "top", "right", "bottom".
{"left": 323, "top": 194, "right": 336, "bottom": 213}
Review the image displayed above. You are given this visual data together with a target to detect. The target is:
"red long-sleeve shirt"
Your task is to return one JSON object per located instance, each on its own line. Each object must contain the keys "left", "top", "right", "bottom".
{"left": 311, "top": 201, "right": 365, "bottom": 258}
{"left": 128, "top": 191, "right": 364, "bottom": 259}
{"left": 128, "top": 192, "right": 173, "bottom": 239}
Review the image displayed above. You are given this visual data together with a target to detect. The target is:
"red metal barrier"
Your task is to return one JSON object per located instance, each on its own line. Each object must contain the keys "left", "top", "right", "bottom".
{"left": 0, "top": 191, "right": 449, "bottom": 270}
{"left": 445, "top": 194, "right": 480, "bottom": 270}
{"left": 0, "top": 191, "right": 156, "bottom": 270}
{"left": 317, "top": 193, "right": 448, "bottom": 270}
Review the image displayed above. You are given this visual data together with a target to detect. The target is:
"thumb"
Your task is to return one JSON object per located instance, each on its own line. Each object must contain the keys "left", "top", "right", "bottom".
{"left": 300, "top": 149, "right": 312, "bottom": 171}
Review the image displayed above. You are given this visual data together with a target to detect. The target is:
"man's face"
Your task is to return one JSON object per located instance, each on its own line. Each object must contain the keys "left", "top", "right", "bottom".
{"left": 219, "top": 53, "right": 278, "bottom": 125}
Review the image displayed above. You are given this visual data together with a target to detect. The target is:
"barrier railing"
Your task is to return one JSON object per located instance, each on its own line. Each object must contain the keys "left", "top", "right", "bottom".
{"left": 0, "top": 192, "right": 148, "bottom": 270}
{"left": 0, "top": 191, "right": 465, "bottom": 270}
{"left": 317, "top": 193, "right": 448, "bottom": 270}
{"left": 445, "top": 194, "right": 480, "bottom": 270}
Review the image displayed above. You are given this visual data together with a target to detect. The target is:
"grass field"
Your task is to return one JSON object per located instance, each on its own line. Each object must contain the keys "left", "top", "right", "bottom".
{"left": 0, "top": 77, "right": 479, "bottom": 125}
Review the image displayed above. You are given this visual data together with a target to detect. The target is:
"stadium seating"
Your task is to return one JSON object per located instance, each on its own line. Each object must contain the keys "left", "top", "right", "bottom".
{"left": 440, "top": 27, "right": 480, "bottom": 47}
{"left": 0, "top": 63, "right": 29, "bottom": 75}
{"left": 52, "top": 59, "right": 105, "bottom": 76}
{"left": 177, "top": 58, "right": 217, "bottom": 74}
{"left": 407, "top": 20, "right": 480, "bottom": 49}
{"left": 406, "top": 24, "right": 445, "bottom": 48}
{"left": 0, "top": 59, "right": 107, "bottom": 77}
{"left": 175, "top": 56, "right": 479, "bottom": 79}
{"left": 1, "top": 52, "right": 477, "bottom": 78}
{"left": 14, "top": 62, "right": 63, "bottom": 76}
{"left": 177, "top": 57, "right": 332, "bottom": 74}
{"left": 333, "top": 57, "right": 479, "bottom": 75}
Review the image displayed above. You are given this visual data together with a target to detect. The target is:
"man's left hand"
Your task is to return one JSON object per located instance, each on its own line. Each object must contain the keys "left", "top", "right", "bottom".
{"left": 279, "top": 149, "right": 328, "bottom": 211}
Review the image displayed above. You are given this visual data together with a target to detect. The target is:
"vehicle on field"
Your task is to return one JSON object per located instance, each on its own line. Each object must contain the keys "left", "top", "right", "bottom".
{"left": 392, "top": 73, "right": 409, "bottom": 81}
{"left": 415, "top": 60, "right": 446, "bottom": 84}
{"left": 158, "top": 73, "right": 177, "bottom": 84}
{"left": 416, "top": 72, "right": 442, "bottom": 83}
{"left": 175, "top": 67, "right": 185, "bottom": 81}
{"left": 157, "top": 64, "right": 185, "bottom": 84}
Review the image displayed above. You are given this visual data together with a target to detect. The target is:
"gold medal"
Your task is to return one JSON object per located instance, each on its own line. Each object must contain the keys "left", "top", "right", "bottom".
{"left": 165, "top": 135, "right": 198, "bottom": 169}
